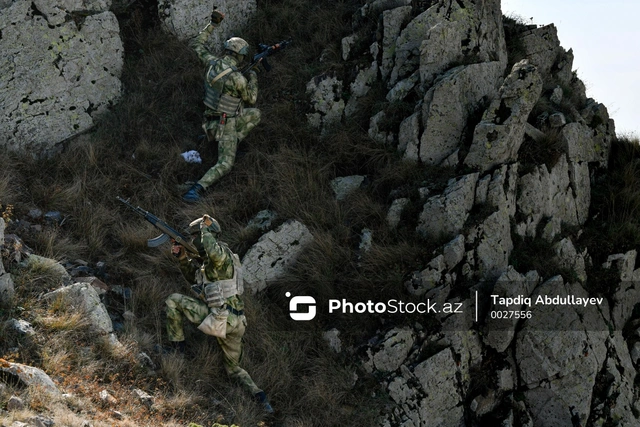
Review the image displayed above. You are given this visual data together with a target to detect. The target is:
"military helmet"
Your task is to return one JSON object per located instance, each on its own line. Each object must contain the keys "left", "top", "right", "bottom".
{"left": 224, "top": 37, "right": 249, "bottom": 56}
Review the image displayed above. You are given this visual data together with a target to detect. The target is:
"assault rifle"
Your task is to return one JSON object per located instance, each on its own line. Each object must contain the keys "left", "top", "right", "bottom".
{"left": 116, "top": 197, "right": 200, "bottom": 257}
{"left": 242, "top": 39, "right": 293, "bottom": 75}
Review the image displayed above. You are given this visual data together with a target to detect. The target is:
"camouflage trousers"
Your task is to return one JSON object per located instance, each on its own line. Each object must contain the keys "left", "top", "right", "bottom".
{"left": 198, "top": 108, "right": 261, "bottom": 189}
{"left": 165, "top": 293, "right": 262, "bottom": 395}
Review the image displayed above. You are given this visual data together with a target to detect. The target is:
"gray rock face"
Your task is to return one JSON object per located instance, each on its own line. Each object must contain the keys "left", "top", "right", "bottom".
{"left": 519, "top": 24, "right": 566, "bottom": 81}
{"left": 0, "top": 0, "right": 123, "bottom": 153}
{"left": 517, "top": 277, "right": 608, "bottom": 427}
{"left": 413, "top": 348, "right": 464, "bottom": 426}
{"left": 367, "top": 328, "right": 414, "bottom": 372}
{"left": 464, "top": 60, "right": 543, "bottom": 172}
{"left": 0, "top": 218, "right": 15, "bottom": 306}
{"left": 516, "top": 155, "right": 590, "bottom": 236}
{"left": 474, "top": 209, "right": 513, "bottom": 280}
{"left": 608, "top": 250, "right": 640, "bottom": 330}
{"left": 380, "top": 6, "right": 412, "bottom": 80}
{"left": 242, "top": 220, "right": 314, "bottom": 293}
{"left": 419, "top": 62, "right": 504, "bottom": 165}
{"left": 158, "top": 0, "right": 256, "bottom": 41}
{"left": 390, "top": 0, "right": 506, "bottom": 88}
{"left": 560, "top": 122, "right": 608, "bottom": 163}
{"left": 417, "top": 173, "right": 478, "bottom": 240}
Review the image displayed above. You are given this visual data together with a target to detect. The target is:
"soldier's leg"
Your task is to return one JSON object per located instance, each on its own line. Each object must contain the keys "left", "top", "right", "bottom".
{"left": 217, "top": 313, "right": 262, "bottom": 395}
{"left": 235, "top": 108, "right": 261, "bottom": 141}
{"left": 197, "top": 118, "right": 239, "bottom": 189}
{"left": 165, "top": 293, "right": 210, "bottom": 342}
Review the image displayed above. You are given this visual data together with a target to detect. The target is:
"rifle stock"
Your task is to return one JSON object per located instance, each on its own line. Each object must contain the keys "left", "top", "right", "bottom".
{"left": 116, "top": 197, "right": 200, "bottom": 257}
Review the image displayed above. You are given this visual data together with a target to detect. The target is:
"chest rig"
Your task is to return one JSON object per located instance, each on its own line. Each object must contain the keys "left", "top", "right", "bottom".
{"left": 197, "top": 248, "right": 244, "bottom": 308}
{"left": 203, "top": 60, "right": 242, "bottom": 117}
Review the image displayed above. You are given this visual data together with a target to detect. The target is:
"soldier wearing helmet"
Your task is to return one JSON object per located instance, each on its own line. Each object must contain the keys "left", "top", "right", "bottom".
{"left": 165, "top": 214, "right": 274, "bottom": 413}
{"left": 183, "top": 10, "right": 261, "bottom": 202}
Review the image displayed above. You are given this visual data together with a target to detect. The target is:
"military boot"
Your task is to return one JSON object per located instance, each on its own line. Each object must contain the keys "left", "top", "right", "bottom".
{"left": 183, "top": 183, "right": 204, "bottom": 203}
{"left": 254, "top": 391, "right": 274, "bottom": 414}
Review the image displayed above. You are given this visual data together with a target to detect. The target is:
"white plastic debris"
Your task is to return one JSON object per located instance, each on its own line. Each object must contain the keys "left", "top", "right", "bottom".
{"left": 181, "top": 150, "right": 202, "bottom": 164}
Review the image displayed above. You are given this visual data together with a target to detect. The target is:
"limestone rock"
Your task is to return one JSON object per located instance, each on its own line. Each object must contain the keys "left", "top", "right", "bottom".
{"left": 323, "top": 328, "right": 342, "bottom": 353}
{"left": 0, "top": 218, "right": 15, "bottom": 306}
{"left": 306, "top": 75, "right": 345, "bottom": 134}
{"left": 516, "top": 278, "right": 608, "bottom": 427}
{"left": 369, "top": 327, "right": 414, "bottom": 372}
{"left": 1, "top": 1, "right": 123, "bottom": 153}
{"left": 158, "top": 0, "right": 256, "bottom": 41}
{"left": 417, "top": 173, "right": 478, "bottom": 240}
{"left": 464, "top": 60, "right": 543, "bottom": 173}
{"left": 442, "top": 235, "right": 465, "bottom": 270}
{"left": 516, "top": 155, "right": 589, "bottom": 236}
{"left": 0, "top": 360, "right": 60, "bottom": 394}
{"left": 386, "top": 198, "right": 410, "bottom": 229}
{"left": 484, "top": 268, "right": 540, "bottom": 352}
{"left": 242, "top": 220, "right": 314, "bottom": 293}
{"left": 412, "top": 348, "right": 464, "bottom": 426}
{"left": 474, "top": 209, "right": 513, "bottom": 280}
{"left": 344, "top": 62, "right": 378, "bottom": 117}
{"left": 390, "top": 0, "right": 506, "bottom": 87}
{"left": 519, "top": 24, "right": 565, "bottom": 80}
{"left": 419, "top": 62, "right": 504, "bottom": 165}
{"left": 608, "top": 250, "right": 640, "bottom": 330}
{"left": 552, "top": 238, "right": 587, "bottom": 283}
{"left": 399, "top": 112, "right": 420, "bottom": 161}
{"left": 43, "top": 282, "right": 114, "bottom": 335}
{"left": 368, "top": 110, "right": 395, "bottom": 145}
{"left": 330, "top": 175, "right": 366, "bottom": 201}
{"left": 380, "top": 6, "right": 412, "bottom": 80}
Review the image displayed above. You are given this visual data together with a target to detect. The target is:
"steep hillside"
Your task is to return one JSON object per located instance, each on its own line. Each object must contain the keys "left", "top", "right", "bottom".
{"left": 2, "top": 0, "right": 640, "bottom": 426}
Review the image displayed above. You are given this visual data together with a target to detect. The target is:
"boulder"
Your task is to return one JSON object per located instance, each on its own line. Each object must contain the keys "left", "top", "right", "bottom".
{"left": 242, "top": 220, "right": 314, "bottom": 293}
{"left": 0, "top": 359, "right": 60, "bottom": 394}
{"left": 366, "top": 328, "right": 414, "bottom": 373}
{"left": 464, "top": 60, "right": 543, "bottom": 173}
{"left": 158, "top": 0, "right": 256, "bottom": 41}
{"left": 0, "top": 0, "right": 123, "bottom": 153}
{"left": 43, "top": 282, "right": 114, "bottom": 335}
{"left": 380, "top": 6, "right": 412, "bottom": 80}
{"left": 330, "top": 175, "right": 366, "bottom": 201}
{"left": 418, "top": 62, "right": 504, "bottom": 165}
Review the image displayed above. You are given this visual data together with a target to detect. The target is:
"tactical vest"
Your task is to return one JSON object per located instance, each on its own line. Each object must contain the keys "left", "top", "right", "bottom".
{"left": 197, "top": 247, "right": 244, "bottom": 308}
{"left": 203, "top": 60, "right": 242, "bottom": 117}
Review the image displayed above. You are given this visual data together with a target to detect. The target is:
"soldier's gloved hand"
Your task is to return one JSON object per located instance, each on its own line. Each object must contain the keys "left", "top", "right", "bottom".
{"left": 171, "top": 241, "right": 186, "bottom": 258}
{"left": 211, "top": 8, "right": 225, "bottom": 25}
{"left": 250, "top": 59, "right": 264, "bottom": 74}
{"left": 202, "top": 214, "right": 214, "bottom": 228}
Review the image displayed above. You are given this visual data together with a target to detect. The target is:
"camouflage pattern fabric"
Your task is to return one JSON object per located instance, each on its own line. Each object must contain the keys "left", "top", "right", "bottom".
{"left": 167, "top": 222, "right": 261, "bottom": 395}
{"left": 198, "top": 108, "right": 261, "bottom": 188}
{"left": 165, "top": 293, "right": 261, "bottom": 395}
{"left": 190, "top": 23, "right": 261, "bottom": 190}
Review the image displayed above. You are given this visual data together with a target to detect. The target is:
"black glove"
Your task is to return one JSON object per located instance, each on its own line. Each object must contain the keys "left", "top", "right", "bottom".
{"left": 211, "top": 8, "right": 225, "bottom": 25}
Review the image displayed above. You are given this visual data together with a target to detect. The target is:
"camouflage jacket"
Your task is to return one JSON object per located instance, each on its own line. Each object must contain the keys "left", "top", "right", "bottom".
{"left": 178, "top": 227, "right": 243, "bottom": 310}
{"left": 190, "top": 23, "right": 258, "bottom": 112}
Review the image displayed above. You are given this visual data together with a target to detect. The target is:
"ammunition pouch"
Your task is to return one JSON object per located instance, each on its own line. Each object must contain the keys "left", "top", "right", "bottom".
{"left": 197, "top": 307, "right": 228, "bottom": 338}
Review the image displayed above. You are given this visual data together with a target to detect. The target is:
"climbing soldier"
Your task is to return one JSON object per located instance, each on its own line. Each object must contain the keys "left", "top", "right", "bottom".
{"left": 183, "top": 8, "right": 261, "bottom": 202}
{"left": 165, "top": 214, "right": 273, "bottom": 413}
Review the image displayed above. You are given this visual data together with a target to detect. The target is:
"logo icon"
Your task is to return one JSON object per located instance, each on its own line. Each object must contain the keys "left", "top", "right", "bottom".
{"left": 286, "top": 292, "right": 316, "bottom": 321}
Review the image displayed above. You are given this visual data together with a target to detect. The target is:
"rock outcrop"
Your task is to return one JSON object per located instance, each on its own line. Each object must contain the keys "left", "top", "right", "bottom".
{"left": 0, "top": 0, "right": 123, "bottom": 154}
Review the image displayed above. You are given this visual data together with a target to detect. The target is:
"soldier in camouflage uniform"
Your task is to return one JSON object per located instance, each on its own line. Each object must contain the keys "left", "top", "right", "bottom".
{"left": 183, "top": 10, "right": 261, "bottom": 202}
{"left": 165, "top": 214, "right": 273, "bottom": 413}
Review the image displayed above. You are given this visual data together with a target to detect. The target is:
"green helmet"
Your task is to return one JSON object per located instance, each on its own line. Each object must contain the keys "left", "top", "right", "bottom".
{"left": 224, "top": 37, "right": 249, "bottom": 56}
